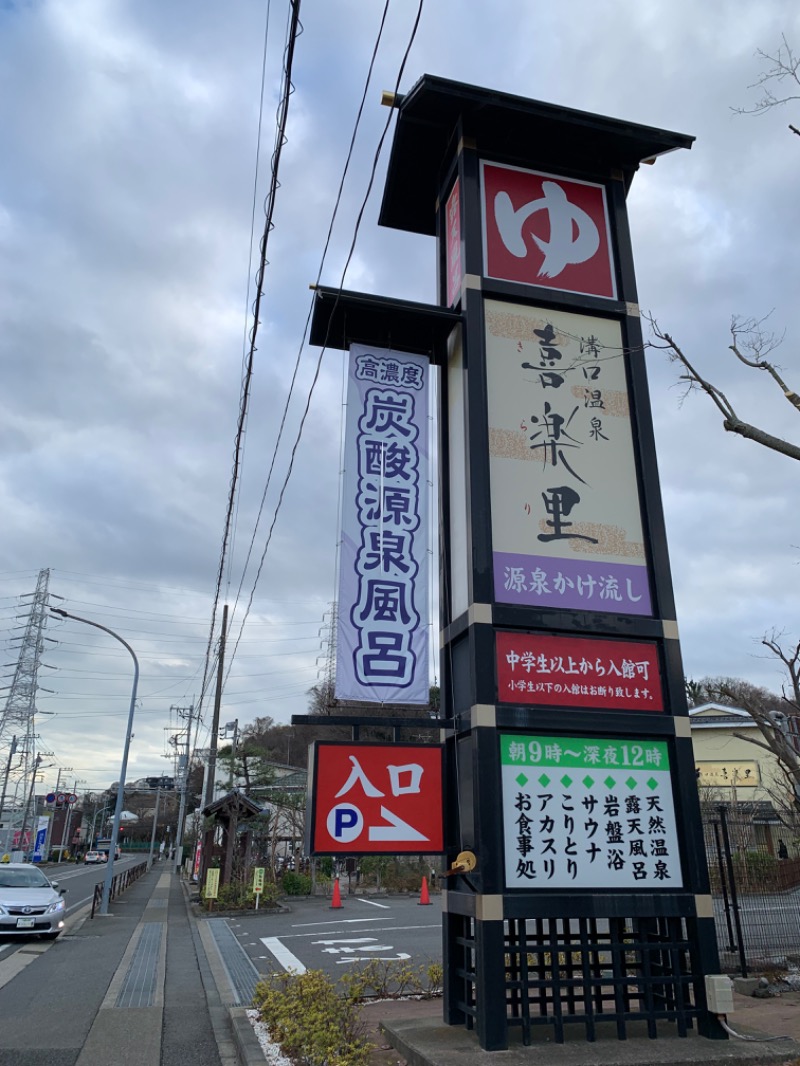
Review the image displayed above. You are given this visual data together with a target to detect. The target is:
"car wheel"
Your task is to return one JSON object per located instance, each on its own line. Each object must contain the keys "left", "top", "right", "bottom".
{"left": 41, "top": 932, "right": 60, "bottom": 941}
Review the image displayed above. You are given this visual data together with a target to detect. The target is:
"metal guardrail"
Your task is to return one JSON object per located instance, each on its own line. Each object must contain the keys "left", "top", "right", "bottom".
{"left": 91, "top": 860, "right": 148, "bottom": 918}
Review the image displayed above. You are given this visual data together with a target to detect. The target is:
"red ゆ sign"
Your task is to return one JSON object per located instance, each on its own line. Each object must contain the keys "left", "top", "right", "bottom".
{"left": 481, "top": 161, "right": 617, "bottom": 300}
{"left": 308, "top": 742, "right": 443, "bottom": 855}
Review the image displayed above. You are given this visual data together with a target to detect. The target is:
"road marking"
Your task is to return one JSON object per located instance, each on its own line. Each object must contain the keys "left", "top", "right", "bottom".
{"left": 313, "top": 938, "right": 380, "bottom": 945}
{"left": 281, "top": 923, "right": 437, "bottom": 939}
{"left": 337, "top": 953, "right": 411, "bottom": 964}
{"left": 292, "top": 917, "right": 389, "bottom": 927}
{"left": 354, "top": 898, "right": 390, "bottom": 908}
{"left": 260, "top": 937, "right": 306, "bottom": 974}
{"left": 0, "top": 945, "right": 47, "bottom": 990}
{"left": 67, "top": 894, "right": 95, "bottom": 913}
{"left": 322, "top": 945, "right": 394, "bottom": 954}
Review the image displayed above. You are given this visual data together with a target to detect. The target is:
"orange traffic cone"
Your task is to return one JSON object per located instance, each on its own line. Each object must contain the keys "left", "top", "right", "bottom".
{"left": 330, "top": 876, "right": 343, "bottom": 909}
{"left": 418, "top": 876, "right": 431, "bottom": 905}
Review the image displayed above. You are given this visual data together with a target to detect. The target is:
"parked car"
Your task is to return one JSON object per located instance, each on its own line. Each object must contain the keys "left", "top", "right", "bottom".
{"left": 83, "top": 851, "right": 107, "bottom": 865}
{"left": 0, "top": 863, "right": 67, "bottom": 939}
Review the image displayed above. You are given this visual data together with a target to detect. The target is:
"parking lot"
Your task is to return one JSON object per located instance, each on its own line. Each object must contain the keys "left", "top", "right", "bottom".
{"left": 223, "top": 893, "right": 443, "bottom": 980}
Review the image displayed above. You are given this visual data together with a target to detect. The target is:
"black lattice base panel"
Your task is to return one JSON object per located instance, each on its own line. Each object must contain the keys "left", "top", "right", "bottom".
{"left": 452, "top": 914, "right": 700, "bottom": 1043}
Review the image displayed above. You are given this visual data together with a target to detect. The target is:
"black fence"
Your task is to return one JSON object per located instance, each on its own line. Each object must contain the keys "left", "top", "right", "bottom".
{"left": 90, "top": 860, "right": 148, "bottom": 918}
{"left": 703, "top": 806, "right": 800, "bottom": 976}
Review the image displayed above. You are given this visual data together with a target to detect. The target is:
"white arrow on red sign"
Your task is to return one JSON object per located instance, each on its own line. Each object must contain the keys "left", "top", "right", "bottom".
{"left": 368, "top": 806, "right": 429, "bottom": 842}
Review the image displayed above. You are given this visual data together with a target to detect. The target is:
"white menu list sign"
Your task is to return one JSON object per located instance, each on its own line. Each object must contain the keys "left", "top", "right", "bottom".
{"left": 501, "top": 734, "right": 683, "bottom": 890}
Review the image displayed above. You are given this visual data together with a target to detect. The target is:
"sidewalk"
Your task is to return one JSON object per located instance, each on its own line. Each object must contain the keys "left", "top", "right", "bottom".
{"left": 0, "top": 864, "right": 244, "bottom": 1066}
{"left": 4, "top": 869, "right": 800, "bottom": 1066}
{"left": 367, "top": 990, "right": 800, "bottom": 1066}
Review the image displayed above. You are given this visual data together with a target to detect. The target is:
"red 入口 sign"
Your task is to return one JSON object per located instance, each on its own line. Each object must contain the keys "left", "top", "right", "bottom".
{"left": 481, "top": 162, "right": 616, "bottom": 299}
{"left": 309, "top": 743, "right": 443, "bottom": 855}
{"left": 496, "top": 631, "right": 663, "bottom": 712}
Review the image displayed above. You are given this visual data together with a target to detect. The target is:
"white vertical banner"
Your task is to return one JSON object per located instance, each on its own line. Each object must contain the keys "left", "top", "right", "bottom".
{"left": 335, "top": 344, "right": 430, "bottom": 704}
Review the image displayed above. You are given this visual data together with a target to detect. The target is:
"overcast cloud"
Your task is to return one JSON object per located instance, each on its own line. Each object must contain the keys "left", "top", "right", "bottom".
{"left": 1, "top": 0, "right": 799, "bottom": 795}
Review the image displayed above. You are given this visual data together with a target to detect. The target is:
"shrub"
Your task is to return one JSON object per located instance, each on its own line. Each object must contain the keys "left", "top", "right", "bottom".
{"left": 340, "top": 958, "right": 443, "bottom": 1001}
{"left": 364, "top": 857, "right": 435, "bottom": 891}
{"left": 254, "top": 969, "right": 371, "bottom": 1066}
{"left": 200, "top": 878, "right": 280, "bottom": 911}
{"left": 281, "top": 870, "right": 312, "bottom": 896}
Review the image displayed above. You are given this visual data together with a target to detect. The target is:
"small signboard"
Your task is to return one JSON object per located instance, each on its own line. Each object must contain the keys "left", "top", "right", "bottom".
{"left": 204, "top": 868, "right": 220, "bottom": 900}
{"left": 501, "top": 733, "right": 682, "bottom": 890}
{"left": 253, "top": 867, "right": 265, "bottom": 894}
{"left": 32, "top": 816, "right": 48, "bottom": 864}
{"left": 308, "top": 742, "right": 443, "bottom": 855}
{"left": 695, "top": 761, "right": 759, "bottom": 788}
{"left": 496, "top": 632, "right": 663, "bottom": 712}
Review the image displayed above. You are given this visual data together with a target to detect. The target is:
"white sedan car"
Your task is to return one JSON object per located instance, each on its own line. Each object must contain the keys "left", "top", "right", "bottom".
{"left": 0, "top": 863, "right": 67, "bottom": 939}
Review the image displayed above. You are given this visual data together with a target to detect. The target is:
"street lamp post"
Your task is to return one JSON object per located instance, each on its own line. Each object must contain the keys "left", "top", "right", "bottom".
{"left": 147, "top": 788, "right": 161, "bottom": 869}
{"left": 88, "top": 804, "right": 112, "bottom": 851}
{"left": 50, "top": 608, "right": 139, "bottom": 915}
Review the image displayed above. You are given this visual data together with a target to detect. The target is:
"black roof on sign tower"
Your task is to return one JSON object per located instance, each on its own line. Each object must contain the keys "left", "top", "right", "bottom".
{"left": 378, "top": 74, "right": 695, "bottom": 236}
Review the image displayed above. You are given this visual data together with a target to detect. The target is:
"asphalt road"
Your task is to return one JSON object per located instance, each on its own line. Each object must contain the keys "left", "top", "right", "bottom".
{"left": 0, "top": 853, "right": 145, "bottom": 960}
{"left": 225, "top": 894, "right": 443, "bottom": 981}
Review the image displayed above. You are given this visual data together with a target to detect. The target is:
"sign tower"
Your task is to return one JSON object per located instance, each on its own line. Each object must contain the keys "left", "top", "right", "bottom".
{"left": 310, "top": 76, "right": 724, "bottom": 1050}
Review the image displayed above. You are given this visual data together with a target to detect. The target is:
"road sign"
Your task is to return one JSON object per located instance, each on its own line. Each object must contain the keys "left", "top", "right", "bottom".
{"left": 45, "top": 793, "right": 55, "bottom": 804}
{"left": 67, "top": 794, "right": 77, "bottom": 805}
{"left": 308, "top": 742, "right": 443, "bottom": 855}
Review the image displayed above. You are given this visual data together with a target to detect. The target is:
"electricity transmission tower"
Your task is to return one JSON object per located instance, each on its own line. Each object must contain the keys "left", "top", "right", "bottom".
{"left": 316, "top": 602, "right": 337, "bottom": 709}
{"left": 0, "top": 568, "right": 55, "bottom": 840}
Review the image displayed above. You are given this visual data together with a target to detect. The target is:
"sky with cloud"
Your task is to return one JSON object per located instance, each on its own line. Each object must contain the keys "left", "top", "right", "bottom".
{"left": 1, "top": 0, "right": 799, "bottom": 797}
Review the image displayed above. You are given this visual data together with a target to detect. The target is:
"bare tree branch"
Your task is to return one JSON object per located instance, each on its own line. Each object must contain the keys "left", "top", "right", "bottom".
{"left": 729, "top": 315, "right": 800, "bottom": 413}
{"left": 733, "top": 34, "right": 800, "bottom": 118}
{"left": 646, "top": 314, "right": 800, "bottom": 461}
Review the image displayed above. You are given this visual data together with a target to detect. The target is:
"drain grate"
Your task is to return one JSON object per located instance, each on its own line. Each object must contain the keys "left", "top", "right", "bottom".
{"left": 207, "top": 918, "right": 260, "bottom": 1006}
{"left": 115, "top": 922, "right": 164, "bottom": 1008}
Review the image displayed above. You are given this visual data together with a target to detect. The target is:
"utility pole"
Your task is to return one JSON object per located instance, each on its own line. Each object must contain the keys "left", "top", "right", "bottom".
{"left": 17, "top": 753, "right": 41, "bottom": 854}
{"left": 59, "top": 778, "right": 82, "bottom": 863}
{"left": 172, "top": 703, "right": 195, "bottom": 873}
{"left": 43, "top": 765, "right": 72, "bottom": 861}
{"left": 0, "top": 736, "right": 18, "bottom": 829}
{"left": 201, "top": 604, "right": 228, "bottom": 880}
{"left": 204, "top": 604, "right": 228, "bottom": 808}
{"left": 220, "top": 719, "right": 239, "bottom": 789}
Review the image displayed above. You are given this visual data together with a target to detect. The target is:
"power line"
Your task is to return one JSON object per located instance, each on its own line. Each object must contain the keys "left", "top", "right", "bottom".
{"left": 199, "top": 0, "right": 303, "bottom": 723}
{"left": 224, "top": 0, "right": 394, "bottom": 662}
{"left": 224, "top": 0, "right": 426, "bottom": 687}
{"left": 229, "top": 0, "right": 275, "bottom": 595}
